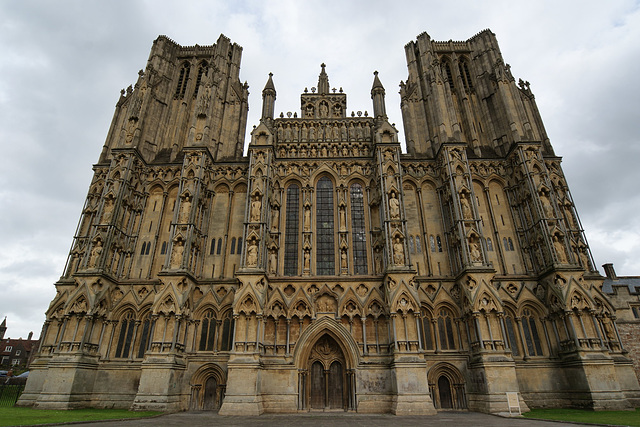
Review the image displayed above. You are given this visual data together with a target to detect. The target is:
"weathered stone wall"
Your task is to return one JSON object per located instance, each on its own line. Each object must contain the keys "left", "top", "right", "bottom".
{"left": 617, "top": 322, "right": 640, "bottom": 383}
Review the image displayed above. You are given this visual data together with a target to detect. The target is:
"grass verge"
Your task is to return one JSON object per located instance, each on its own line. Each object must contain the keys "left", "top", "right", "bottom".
{"left": 524, "top": 408, "right": 640, "bottom": 426}
{"left": 0, "top": 407, "right": 162, "bottom": 426}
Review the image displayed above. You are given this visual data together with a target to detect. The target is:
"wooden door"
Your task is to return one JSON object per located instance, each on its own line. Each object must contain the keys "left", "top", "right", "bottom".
{"left": 438, "top": 375, "right": 453, "bottom": 409}
{"left": 310, "top": 361, "right": 325, "bottom": 409}
{"left": 328, "top": 361, "right": 343, "bottom": 409}
{"left": 203, "top": 377, "right": 218, "bottom": 410}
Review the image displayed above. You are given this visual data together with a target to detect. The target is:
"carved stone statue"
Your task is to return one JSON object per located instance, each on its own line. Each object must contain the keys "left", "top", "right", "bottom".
{"left": 304, "top": 249, "right": 310, "bottom": 270}
{"left": 269, "top": 249, "right": 277, "bottom": 274}
{"left": 247, "top": 240, "right": 258, "bottom": 267}
{"left": 250, "top": 196, "right": 262, "bottom": 222}
{"left": 341, "top": 249, "right": 348, "bottom": 269}
{"left": 171, "top": 240, "right": 184, "bottom": 268}
{"left": 304, "top": 206, "right": 311, "bottom": 231}
{"left": 89, "top": 240, "right": 103, "bottom": 267}
{"left": 271, "top": 206, "right": 280, "bottom": 231}
{"left": 461, "top": 193, "right": 472, "bottom": 219}
{"left": 393, "top": 237, "right": 404, "bottom": 265}
{"left": 470, "top": 240, "right": 482, "bottom": 262}
{"left": 553, "top": 235, "right": 567, "bottom": 263}
{"left": 389, "top": 191, "right": 400, "bottom": 219}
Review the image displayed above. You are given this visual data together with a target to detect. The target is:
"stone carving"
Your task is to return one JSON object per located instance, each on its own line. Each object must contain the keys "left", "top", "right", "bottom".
{"left": 389, "top": 191, "right": 400, "bottom": 219}
{"left": 553, "top": 235, "right": 567, "bottom": 263}
{"left": 247, "top": 239, "right": 258, "bottom": 267}
{"left": 460, "top": 193, "right": 472, "bottom": 219}
{"left": 250, "top": 195, "right": 262, "bottom": 222}
{"left": 89, "top": 240, "right": 103, "bottom": 267}
{"left": 271, "top": 205, "right": 280, "bottom": 231}
{"left": 269, "top": 248, "right": 277, "bottom": 274}
{"left": 393, "top": 237, "right": 404, "bottom": 265}
{"left": 170, "top": 240, "right": 184, "bottom": 268}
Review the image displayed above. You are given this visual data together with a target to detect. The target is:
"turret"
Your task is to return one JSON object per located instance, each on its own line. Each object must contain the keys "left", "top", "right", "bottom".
{"left": 318, "top": 63, "right": 330, "bottom": 95}
{"left": 261, "top": 72, "right": 276, "bottom": 121}
{"left": 371, "top": 71, "right": 387, "bottom": 120}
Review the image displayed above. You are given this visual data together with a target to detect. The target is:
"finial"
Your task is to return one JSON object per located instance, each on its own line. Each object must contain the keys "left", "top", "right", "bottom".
{"left": 374, "top": 70, "right": 378, "bottom": 76}
{"left": 269, "top": 72, "right": 273, "bottom": 77}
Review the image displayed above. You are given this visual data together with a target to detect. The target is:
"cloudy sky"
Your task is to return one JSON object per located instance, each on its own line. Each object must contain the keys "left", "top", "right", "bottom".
{"left": 1, "top": 0, "right": 639, "bottom": 339}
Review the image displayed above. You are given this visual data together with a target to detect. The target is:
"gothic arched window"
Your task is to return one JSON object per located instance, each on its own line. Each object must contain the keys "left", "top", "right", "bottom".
{"left": 436, "top": 235, "right": 443, "bottom": 252}
{"left": 199, "top": 309, "right": 217, "bottom": 351}
{"left": 486, "top": 238, "right": 493, "bottom": 252}
{"left": 504, "top": 311, "right": 520, "bottom": 356}
{"left": 220, "top": 310, "right": 234, "bottom": 351}
{"left": 174, "top": 62, "right": 191, "bottom": 99}
{"left": 437, "top": 308, "right": 456, "bottom": 350}
{"left": 136, "top": 314, "right": 151, "bottom": 358}
{"left": 209, "top": 239, "right": 215, "bottom": 255}
{"left": 444, "top": 62, "right": 455, "bottom": 91}
{"left": 421, "top": 313, "right": 434, "bottom": 351}
{"left": 230, "top": 237, "right": 236, "bottom": 255}
{"left": 193, "top": 61, "right": 208, "bottom": 98}
{"left": 350, "top": 183, "right": 367, "bottom": 274}
{"left": 522, "top": 308, "right": 544, "bottom": 356}
{"left": 316, "top": 177, "right": 335, "bottom": 275}
{"left": 430, "top": 235, "right": 436, "bottom": 252}
{"left": 459, "top": 60, "right": 473, "bottom": 91}
{"left": 115, "top": 311, "right": 136, "bottom": 358}
{"left": 284, "top": 184, "right": 300, "bottom": 276}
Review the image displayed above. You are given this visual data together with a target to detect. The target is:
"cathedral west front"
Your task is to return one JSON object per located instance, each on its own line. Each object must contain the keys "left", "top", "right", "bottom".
{"left": 18, "top": 30, "right": 640, "bottom": 415}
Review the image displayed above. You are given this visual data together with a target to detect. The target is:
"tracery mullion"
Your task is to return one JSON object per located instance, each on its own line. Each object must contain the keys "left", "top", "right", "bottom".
{"left": 316, "top": 177, "right": 335, "bottom": 275}
{"left": 284, "top": 184, "right": 300, "bottom": 276}
{"left": 350, "top": 183, "right": 367, "bottom": 274}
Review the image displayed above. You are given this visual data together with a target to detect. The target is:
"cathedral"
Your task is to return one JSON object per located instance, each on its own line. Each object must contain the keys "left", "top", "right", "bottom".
{"left": 18, "top": 30, "right": 640, "bottom": 415}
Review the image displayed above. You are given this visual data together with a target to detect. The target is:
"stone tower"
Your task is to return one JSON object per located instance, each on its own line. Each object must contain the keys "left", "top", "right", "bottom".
{"left": 18, "top": 30, "right": 640, "bottom": 414}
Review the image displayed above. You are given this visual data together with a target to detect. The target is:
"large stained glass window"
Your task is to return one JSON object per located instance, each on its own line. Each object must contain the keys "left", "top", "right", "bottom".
{"left": 316, "top": 177, "right": 335, "bottom": 275}
{"left": 284, "top": 184, "right": 300, "bottom": 276}
{"left": 350, "top": 183, "right": 367, "bottom": 274}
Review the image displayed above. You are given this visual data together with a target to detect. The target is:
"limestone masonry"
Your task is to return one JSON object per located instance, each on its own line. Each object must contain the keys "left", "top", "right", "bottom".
{"left": 17, "top": 30, "right": 640, "bottom": 414}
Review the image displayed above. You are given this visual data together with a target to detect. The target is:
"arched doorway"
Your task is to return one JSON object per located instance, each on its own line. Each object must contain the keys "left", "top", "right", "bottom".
{"left": 428, "top": 363, "right": 467, "bottom": 410}
{"left": 189, "top": 363, "right": 226, "bottom": 411}
{"left": 307, "top": 334, "right": 347, "bottom": 410}
{"left": 203, "top": 376, "right": 218, "bottom": 410}
{"left": 437, "top": 375, "right": 453, "bottom": 409}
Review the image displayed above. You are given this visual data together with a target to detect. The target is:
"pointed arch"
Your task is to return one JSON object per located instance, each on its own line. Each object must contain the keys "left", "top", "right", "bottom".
{"left": 293, "top": 317, "right": 360, "bottom": 370}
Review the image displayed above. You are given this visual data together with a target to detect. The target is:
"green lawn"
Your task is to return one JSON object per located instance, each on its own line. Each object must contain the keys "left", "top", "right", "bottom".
{"left": 0, "top": 407, "right": 162, "bottom": 426}
{"left": 524, "top": 408, "right": 640, "bottom": 426}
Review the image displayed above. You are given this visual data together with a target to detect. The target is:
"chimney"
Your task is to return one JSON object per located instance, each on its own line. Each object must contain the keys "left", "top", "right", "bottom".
{"left": 602, "top": 263, "right": 617, "bottom": 280}
{"left": 28, "top": 331, "right": 33, "bottom": 340}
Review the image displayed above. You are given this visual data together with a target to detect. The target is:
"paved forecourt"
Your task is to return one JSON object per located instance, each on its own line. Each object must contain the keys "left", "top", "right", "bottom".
{"left": 68, "top": 411, "right": 591, "bottom": 427}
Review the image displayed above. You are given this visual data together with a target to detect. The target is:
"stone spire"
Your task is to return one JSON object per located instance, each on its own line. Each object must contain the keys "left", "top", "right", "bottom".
{"left": 318, "top": 63, "right": 330, "bottom": 95}
{"left": 261, "top": 72, "right": 276, "bottom": 121}
{"left": 371, "top": 71, "right": 387, "bottom": 119}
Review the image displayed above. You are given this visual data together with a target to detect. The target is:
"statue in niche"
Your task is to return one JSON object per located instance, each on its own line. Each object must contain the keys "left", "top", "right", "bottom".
{"left": 309, "top": 125, "right": 316, "bottom": 141}
{"left": 250, "top": 195, "right": 262, "bottom": 222}
{"left": 179, "top": 195, "right": 191, "bottom": 223}
{"left": 333, "top": 104, "right": 342, "bottom": 117}
{"left": 247, "top": 240, "right": 258, "bottom": 267}
{"left": 341, "top": 249, "right": 348, "bottom": 269}
{"left": 277, "top": 126, "right": 284, "bottom": 141}
{"left": 101, "top": 198, "right": 114, "bottom": 223}
{"left": 389, "top": 191, "right": 400, "bottom": 219}
{"left": 356, "top": 124, "right": 364, "bottom": 140}
{"left": 374, "top": 248, "right": 383, "bottom": 273}
{"left": 171, "top": 240, "right": 184, "bottom": 268}
{"left": 339, "top": 206, "right": 347, "bottom": 231}
{"left": 393, "top": 237, "right": 405, "bottom": 265}
{"left": 284, "top": 124, "right": 292, "bottom": 141}
{"left": 469, "top": 239, "right": 482, "bottom": 262}
{"left": 304, "top": 206, "right": 311, "bottom": 231}
{"left": 89, "top": 240, "right": 103, "bottom": 267}
{"left": 269, "top": 249, "right": 277, "bottom": 274}
{"left": 332, "top": 124, "right": 340, "bottom": 140}
{"left": 541, "top": 192, "right": 554, "bottom": 218}
{"left": 306, "top": 104, "right": 314, "bottom": 118}
{"left": 553, "top": 235, "right": 567, "bottom": 263}
{"left": 461, "top": 193, "right": 472, "bottom": 219}
{"left": 341, "top": 125, "right": 347, "bottom": 141}
{"left": 319, "top": 102, "right": 328, "bottom": 118}
{"left": 124, "top": 118, "right": 137, "bottom": 144}
{"left": 300, "top": 124, "right": 308, "bottom": 141}
{"left": 579, "top": 247, "right": 591, "bottom": 270}
{"left": 304, "top": 249, "right": 311, "bottom": 270}
{"left": 349, "top": 125, "right": 356, "bottom": 140}
{"left": 271, "top": 206, "right": 280, "bottom": 231}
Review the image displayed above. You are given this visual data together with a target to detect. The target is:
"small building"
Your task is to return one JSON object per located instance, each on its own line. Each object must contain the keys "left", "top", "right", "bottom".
{"left": 602, "top": 263, "right": 640, "bottom": 382}
{"left": 0, "top": 318, "right": 39, "bottom": 371}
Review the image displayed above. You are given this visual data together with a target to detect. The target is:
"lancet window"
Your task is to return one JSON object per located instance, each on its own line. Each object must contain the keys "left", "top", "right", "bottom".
{"left": 316, "top": 177, "right": 335, "bottom": 275}
{"left": 174, "top": 62, "right": 191, "bottom": 100}
{"left": 521, "top": 308, "right": 544, "bottom": 356}
{"left": 284, "top": 184, "right": 300, "bottom": 276}
{"left": 350, "top": 183, "right": 367, "bottom": 274}
{"left": 437, "top": 308, "right": 456, "bottom": 350}
{"left": 115, "top": 310, "right": 136, "bottom": 358}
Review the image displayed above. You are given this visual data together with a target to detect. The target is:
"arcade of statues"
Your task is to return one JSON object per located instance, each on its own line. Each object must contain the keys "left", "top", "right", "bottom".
{"left": 18, "top": 30, "right": 640, "bottom": 415}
